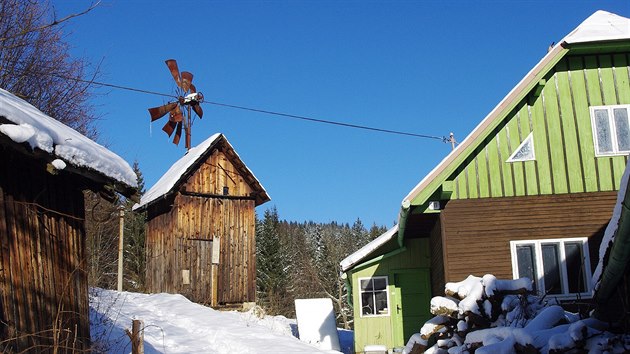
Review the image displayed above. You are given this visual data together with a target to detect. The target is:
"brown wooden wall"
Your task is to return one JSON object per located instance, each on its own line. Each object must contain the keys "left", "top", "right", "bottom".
{"left": 145, "top": 148, "right": 257, "bottom": 305}
{"left": 439, "top": 191, "right": 616, "bottom": 284}
{"left": 0, "top": 146, "right": 90, "bottom": 352}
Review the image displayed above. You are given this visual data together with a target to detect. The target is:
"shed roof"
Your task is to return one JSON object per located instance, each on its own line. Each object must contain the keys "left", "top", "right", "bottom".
{"left": 340, "top": 224, "right": 398, "bottom": 272}
{"left": 135, "top": 133, "right": 270, "bottom": 210}
{"left": 0, "top": 87, "right": 137, "bottom": 193}
{"left": 402, "top": 10, "right": 630, "bottom": 212}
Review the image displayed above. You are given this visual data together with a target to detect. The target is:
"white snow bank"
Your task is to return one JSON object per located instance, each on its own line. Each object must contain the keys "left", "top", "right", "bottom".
{"left": 90, "top": 288, "right": 344, "bottom": 354}
{"left": 0, "top": 88, "right": 137, "bottom": 187}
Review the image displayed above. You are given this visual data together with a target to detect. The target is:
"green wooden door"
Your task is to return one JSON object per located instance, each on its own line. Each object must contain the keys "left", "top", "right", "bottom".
{"left": 391, "top": 269, "right": 431, "bottom": 347}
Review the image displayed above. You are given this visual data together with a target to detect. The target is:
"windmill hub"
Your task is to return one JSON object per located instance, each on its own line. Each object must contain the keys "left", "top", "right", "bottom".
{"left": 183, "top": 92, "right": 204, "bottom": 104}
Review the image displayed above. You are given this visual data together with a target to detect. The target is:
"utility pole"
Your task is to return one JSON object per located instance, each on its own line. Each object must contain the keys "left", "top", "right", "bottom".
{"left": 449, "top": 132, "right": 457, "bottom": 150}
{"left": 117, "top": 206, "right": 125, "bottom": 292}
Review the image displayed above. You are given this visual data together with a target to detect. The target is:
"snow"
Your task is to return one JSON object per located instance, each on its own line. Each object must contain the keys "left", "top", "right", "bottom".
{"left": 340, "top": 224, "right": 398, "bottom": 272}
{"left": 134, "top": 133, "right": 268, "bottom": 210}
{"left": 563, "top": 10, "right": 630, "bottom": 44}
{"left": 592, "top": 154, "right": 630, "bottom": 288}
{"left": 51, "top": 158, "right": 67, "bottom": 170}
{"left": 430, "top": 296, "right": 458, "bottom": 316}
{"left": 0, "top": 88, "right": 137, "bottom": 188}
{"left": 90, "top": 288, "right": 352, "bottom": 353}
{"left": 294, "top": 298, "right": 341, "bottom": 351}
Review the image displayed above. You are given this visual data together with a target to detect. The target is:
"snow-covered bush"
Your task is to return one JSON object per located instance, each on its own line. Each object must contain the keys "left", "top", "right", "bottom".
{"left": 405, "top": 274, "right": 630, "bottom": 353}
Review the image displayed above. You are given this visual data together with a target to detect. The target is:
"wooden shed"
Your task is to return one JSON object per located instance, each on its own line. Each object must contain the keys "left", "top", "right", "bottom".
{"left": 0, "top": 88, "right": 137, "bottom": 352}
{"left": 135, "top": 133, "right": 270, "bottom": 307}
{"left": 342, "top": 10, "right": 630, "bottom": 353}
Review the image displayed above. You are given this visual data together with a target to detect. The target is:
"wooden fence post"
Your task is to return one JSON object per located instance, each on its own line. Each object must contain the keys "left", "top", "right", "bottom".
{"left": 125, "top": 319, "right": 144, "bottom": 354}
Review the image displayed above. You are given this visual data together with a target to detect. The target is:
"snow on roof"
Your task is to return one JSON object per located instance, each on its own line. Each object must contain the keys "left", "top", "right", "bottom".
{"left": 402, "top": 10, "right": 630, "bottom": 209}
{"left": 135, "top": 133, "right": 269, "bottom": 210}
{"left": 340, "top": 224, "right": 398, "bottom": 272}
{"left": 0, "top": 87, "right": 137, "bottom": 188}
{"left": 563, "top": 10, "right": 630, "bottom": 44}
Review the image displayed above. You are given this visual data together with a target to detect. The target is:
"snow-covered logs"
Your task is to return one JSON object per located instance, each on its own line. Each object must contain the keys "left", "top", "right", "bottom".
{"left": 405, "top": 274, "right": 630, "bottom": 354}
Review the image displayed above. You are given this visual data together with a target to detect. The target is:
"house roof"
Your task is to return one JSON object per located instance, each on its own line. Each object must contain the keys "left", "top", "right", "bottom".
{"left": 340, "top": 224, "right": 398, "bottom": 272}
{"left": 134, "top": 133, "right": 270, "bottom": 210}
{"left": 402, "top": 10, "right": 630, "bottom": 212}
{"left": 0, "top": 87, "right": 137, "bottom": 191}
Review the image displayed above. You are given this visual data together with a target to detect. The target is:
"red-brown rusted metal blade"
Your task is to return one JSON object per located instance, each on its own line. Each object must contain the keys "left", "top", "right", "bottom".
{"left": 189, "top": 83, "right": 196, "bottom": 93}
{"left": 192, "top": 103, "right": 203, "bottom": 119}
{"left": 173, "top": 121, "right": 183, "bottom": 145}
{"left": 181, "top": 71, "right": 193, "bottom": 92}
{"left": 148, "top": 102, "right": 178, "bottom": 121}
{"left": 162, "top": 120, "right": 176, "bottom": 137}
{"left": 165, "top": 59, "right": 181, "bottom": 87}
{"left": 171, "top": 105, "right": 183, "bottom": 122}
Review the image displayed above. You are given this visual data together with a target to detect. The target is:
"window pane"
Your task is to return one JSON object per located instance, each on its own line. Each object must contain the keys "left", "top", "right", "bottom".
{"left": 516, "top": 245, "right": 537, "bottom": 291}
{"left": 509, "top": 135, "right": 535, "bottom": 162}
{"left": 375, "top": 291, "right": 388, "bottom": 314}
{"left": 594, "top": 109, "right": 613, "bottom": 153}
{"left": 614, "top": 108, "right": 630, "bottom": 152}
{"left": 542, "top": 244, "right": 562, "bottom": 294}
{"left": 360, "top": 279, "right": 373, "bottom": 291}
{"left": 564, "top": 242, "right": 586, "bottom": 293}
{"left": 361, "top": 292, "right": 374, "bottom": 315}
{"left": 373, "top": 278, "right": 387, "bottom": 291}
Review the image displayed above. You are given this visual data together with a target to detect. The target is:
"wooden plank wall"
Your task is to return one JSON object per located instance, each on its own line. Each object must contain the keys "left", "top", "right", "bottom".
{"left": 453, "top": 53, "right": 630, "bottom": 200}
{"left": 0, "top": 147, "right": 90, "bottom": 352}
{"left": 145, "top": 147, "right": 257, "bottom": 305}
{"left": 439, "top": 191, "right": 616, "bottom": 284}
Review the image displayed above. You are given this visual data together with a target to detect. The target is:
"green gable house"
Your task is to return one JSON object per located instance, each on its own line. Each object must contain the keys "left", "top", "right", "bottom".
{"left": 341, "top": 10, "right": 630, "bottom": 353}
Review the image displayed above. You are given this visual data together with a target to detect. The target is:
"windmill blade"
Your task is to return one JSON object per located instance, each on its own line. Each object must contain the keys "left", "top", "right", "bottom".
{"left": 165, "top": 59, "right": 182, "bottom": 87}
{"left": 173, "top": 121, "right": 183, "bottom": 145}
{"left": 162, "top": 120, "right": 177, "bottom": 137}
{"left": 181, "top": 71, "right": 193, "bottom": 92}
{"left": 148, "top": 102, "right": 178, "bottom": 121}
{"left": 189, "top": 83, "right": 196, "bottom": 93}
{"left": 171, "top": 105, "right": 184, "bottom": 122}
{"left": 192, "top": 103, "right": 203, "bottom": 119}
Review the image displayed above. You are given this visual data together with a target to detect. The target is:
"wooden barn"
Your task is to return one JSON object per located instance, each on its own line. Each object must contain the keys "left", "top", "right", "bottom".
{"left": 342, "top": 10, "right": 630, "bottom": 353}
{"left": 0, "top": 88, "right": 137, "bottom": 352}
{"left": 135, "top": 133, "right": 269, "bottom": 307}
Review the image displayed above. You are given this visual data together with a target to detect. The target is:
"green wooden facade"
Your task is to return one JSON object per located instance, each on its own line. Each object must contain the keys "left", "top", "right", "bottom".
{"left": 347, "top": 238, "right": 431, "bottom": 353}
{"left": 449, "top": 53, "right": 630, "bottom": 202}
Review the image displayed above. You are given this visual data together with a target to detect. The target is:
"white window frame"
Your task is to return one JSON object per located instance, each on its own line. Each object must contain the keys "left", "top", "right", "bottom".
{"left": 590, "top": 104, "right": 630, "bottom": 157}
{"left": 509, "top": 238, "right": 593, "bottom": 299}
{"left": 506, "top": 132, "right": 536, "bottom": 162}
{"left": 358, "top": 276, "right": 391, "bottom": 317}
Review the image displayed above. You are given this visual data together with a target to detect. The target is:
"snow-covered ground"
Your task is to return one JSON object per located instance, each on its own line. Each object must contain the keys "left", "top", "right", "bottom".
{"left": 89, "top": 288, "right": 353, "bottom": 354}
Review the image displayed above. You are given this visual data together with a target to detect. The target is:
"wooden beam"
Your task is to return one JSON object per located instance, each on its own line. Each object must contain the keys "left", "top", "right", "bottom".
{"left": 180, "top": 189, "right": 257, "bottom": 201}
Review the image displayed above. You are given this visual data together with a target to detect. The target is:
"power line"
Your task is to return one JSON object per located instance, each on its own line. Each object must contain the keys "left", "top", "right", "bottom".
{"left": 10, "top": 69, "right": 448, "bottom": 142}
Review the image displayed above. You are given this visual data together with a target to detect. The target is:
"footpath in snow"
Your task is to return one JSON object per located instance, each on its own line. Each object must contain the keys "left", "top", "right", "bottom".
{"left": 89, "top": 288, "right": 352, "bottom": 354}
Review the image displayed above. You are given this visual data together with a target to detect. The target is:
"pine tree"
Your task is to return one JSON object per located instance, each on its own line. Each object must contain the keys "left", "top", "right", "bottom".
{"left": 123, "top": 161, "right": 146, "bottom": 290}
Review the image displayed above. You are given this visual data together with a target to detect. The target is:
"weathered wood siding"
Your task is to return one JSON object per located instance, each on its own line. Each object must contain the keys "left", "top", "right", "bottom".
{"left": 145, "top": 147, "right": 257, "bottom": 305}
{"left": 0, "top": 147, "right": 89, "bottom": 352}
{"left": 452, "top": 53, "right": 630, "bottom": 199}
{"left": 440, "top": 192, "right": 616, "bottom": 284}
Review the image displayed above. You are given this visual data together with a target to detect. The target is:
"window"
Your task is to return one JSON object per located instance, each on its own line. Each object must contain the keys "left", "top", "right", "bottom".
{"left": 590, "top": 105, "right": 630, "bottom": 156}
{"left": 507, "top": 132, "right": 535, "bottom": 162}
{"left": 510, "top": 238, "right": 592, "bottom": 298}
{"left": 359, "top": 276, "right": 390, "bottom": 316}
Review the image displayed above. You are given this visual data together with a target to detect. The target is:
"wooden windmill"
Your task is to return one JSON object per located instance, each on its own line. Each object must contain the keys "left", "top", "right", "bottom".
{"left": 148, "top": 59, "right": 204, "bottom": 150}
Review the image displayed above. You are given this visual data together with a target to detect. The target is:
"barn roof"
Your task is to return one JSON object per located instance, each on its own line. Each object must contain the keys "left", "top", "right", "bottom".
{"left": 402, "top": 10, "right": 630, "bottom": 213}
{"left": 135, "top": 133, "right": 270, "bottom": 210}
{"left": 0, "top": 87, "right": 137, "bottom": 193}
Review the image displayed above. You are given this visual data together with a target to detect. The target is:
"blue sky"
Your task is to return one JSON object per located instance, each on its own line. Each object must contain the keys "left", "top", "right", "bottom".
{"left": 52, "top": 1, "right": 629, "bottom": 227}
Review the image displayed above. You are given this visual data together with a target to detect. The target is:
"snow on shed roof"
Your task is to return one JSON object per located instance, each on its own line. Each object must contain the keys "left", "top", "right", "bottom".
{"left": 135, "top": 133, "right": 269, "bottom": 210}
{"left": 0, "top": 87, "right": 137, "bottom": 188}
{"left": 340, "top": 224, "right": 398, "bottom": 272}
{"left": 402, "top": 10, "right": 630, "bottom": 210}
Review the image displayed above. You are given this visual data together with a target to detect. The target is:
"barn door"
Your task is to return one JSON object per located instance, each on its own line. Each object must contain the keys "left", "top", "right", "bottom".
{"left": 390, "top": 269, "right": 431, "bottom": 347}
